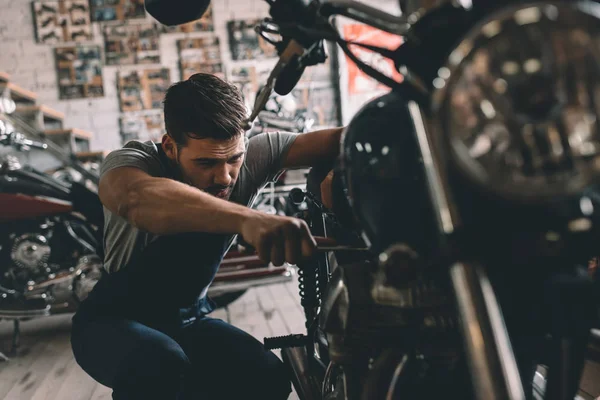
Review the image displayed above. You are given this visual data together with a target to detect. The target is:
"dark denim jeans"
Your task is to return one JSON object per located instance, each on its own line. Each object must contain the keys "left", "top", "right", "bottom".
{"left": 71, "top": 310, "right": 292, "bottom": 400}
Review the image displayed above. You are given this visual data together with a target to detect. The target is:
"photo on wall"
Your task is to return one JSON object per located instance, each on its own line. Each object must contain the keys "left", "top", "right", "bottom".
{"left": 55, "top": 45, "right": 104, "bottom": 99}
{"left": 227, "top": 19, "right": 278, "bottom": 61}
{"left": 90, "top": 0, "right": 146, "bottom": 22}
{"left": 104, "top": 23, "right": 160, "bottom": 65}
{"left": 33, "top": 0, "right": 93, "bottom": 44}
{"left": 120, "top": 111, "right": 165, "bottom": 143}
{"left": 117, "top": 68, "right": 171, "bottom": 112}
{"left": 229, "top": 65, "right": 271, "bottom": 111}
{"left": 161, "top": 4, "right": 214, "bottom": 33}
{"left": 177, "top": 37, "right": 224, "bottom": 80}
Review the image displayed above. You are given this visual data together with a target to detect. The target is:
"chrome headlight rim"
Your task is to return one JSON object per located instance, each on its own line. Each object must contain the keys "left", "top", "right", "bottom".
{"left": 430, "top": 0, "right": 600, "bottom": 203}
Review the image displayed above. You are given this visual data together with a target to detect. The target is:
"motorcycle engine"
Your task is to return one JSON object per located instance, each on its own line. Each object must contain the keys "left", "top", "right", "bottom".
{"left": 9, "top": 233, "right": 52, "bottom": 284}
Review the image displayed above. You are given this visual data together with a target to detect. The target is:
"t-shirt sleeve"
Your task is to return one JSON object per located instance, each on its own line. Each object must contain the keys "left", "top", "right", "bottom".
{"left": 100, "top": 142, "right": 164, "bottom": 180}
{"left": 245, "top": 131, "right": 299, "bottom": 185}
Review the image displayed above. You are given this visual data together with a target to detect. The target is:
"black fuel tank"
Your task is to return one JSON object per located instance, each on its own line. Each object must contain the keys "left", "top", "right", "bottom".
{"left": 339, "top": 91, "right": 439, "bottom": 256}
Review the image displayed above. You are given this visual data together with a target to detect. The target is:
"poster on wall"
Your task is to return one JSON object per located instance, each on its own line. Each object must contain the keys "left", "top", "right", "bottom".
{"left": 177, "top": 37, "right": 224, "bottom": 80}
{"left": 90, "top": 0, "right": 146, "bottom": 22}
{"left": 117, "top": 68, "right": 171, "bottom": 112}
{"left": 227, "top": 19, "right": 277, "bottom": 61}
{"left": 120, "top": 111, "right": 165, "bottom": 143}
{"left": 55, "top": 45, "right": 104, "bottom": 99}
{"left": 33, "top": 0, "right": 93, "bottom": 44}
{"left": 104, "top": 23, "right": 160, "bottom": 65}
{"left": 162, "top": 5, "right": 214, "bottom": 33}
{"left": 228, "top": 65, "right": 271, "bottom": 111}
{"left": 343, "top": 24, "right": 403, "bottom": 94}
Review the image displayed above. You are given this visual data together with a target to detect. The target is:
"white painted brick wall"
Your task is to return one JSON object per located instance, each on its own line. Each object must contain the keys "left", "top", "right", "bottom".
{"left": 0, "top": 0, "right": 278, "bottom": 151}
{"left": 0, "top": 0, "right": 400, "bottom": 151}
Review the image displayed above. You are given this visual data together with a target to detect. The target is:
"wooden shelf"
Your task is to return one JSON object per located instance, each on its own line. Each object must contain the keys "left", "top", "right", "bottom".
{"left": 7, "top": 83, "right": 38, "bottom": 104}
{"left": 15, "top": 105, "right": 64, "bottom": 122}
{"left": 0, "top": 72, "right": 9, "bottom": 84}
{"left": 44, "top": 128, "right": 92, "bottom": 140}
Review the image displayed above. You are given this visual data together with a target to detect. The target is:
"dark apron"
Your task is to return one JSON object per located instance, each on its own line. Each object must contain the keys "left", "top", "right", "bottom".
{"left": 75, "top": 145, "right": 234, "bottom": 331}
{"left": 76, "top": 231, "right": 230, "bottom": 330}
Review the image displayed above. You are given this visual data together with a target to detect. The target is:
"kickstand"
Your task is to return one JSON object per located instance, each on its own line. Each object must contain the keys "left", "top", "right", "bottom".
{"left": 0, "top": 319, "right": 21, "bottom": 362}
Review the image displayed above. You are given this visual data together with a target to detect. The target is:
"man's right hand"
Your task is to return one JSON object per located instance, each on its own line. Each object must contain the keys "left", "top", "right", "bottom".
{"left": 240, "top": 213, "right": 317, "bottom": 266}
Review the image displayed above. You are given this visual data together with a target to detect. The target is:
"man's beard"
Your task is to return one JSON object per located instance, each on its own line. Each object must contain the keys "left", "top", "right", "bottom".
{"left": 204, "top": 184, "right": 233, "bottom": 199}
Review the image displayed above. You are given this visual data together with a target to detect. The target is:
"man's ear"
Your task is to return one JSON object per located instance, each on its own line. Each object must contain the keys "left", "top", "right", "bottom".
{"left": 161, "top": 134, "right": 178, "bottom": 161}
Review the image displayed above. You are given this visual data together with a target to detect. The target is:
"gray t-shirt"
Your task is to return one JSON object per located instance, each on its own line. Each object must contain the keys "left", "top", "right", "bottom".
{"left": 99, "top": 132, "right": 298, "bottom": 274}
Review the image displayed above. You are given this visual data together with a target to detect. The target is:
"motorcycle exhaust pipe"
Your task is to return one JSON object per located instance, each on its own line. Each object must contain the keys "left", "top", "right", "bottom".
{"left": 281, "top": 347, "right": 323, "bottom": 400}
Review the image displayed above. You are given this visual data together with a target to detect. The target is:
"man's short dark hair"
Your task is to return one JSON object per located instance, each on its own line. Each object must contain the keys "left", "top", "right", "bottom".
{"left": 163, "top": 73, "right": 248, "bottom": 145}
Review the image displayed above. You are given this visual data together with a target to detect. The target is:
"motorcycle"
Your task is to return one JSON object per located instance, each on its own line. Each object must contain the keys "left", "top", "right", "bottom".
{"left": 0, "top": 118, "right": 105, "bottom": 360}
{"left": 146, "top": 0, "right": 600, "bottom": 398}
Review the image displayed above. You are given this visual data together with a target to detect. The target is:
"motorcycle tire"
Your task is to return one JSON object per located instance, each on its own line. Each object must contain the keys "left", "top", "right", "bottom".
{"left": 211, "top": 290, "right": 247, "bottom": 309}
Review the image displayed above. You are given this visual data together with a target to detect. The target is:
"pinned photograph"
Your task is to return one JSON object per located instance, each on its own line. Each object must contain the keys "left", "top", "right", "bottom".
{"left": 55, "top": 45, "right": 104, "bottom": 99}
{"left": 177, "top": 37, "right": 224, "bottom": 80}
{"left": 118, "top": 68, "right": 171, "bottom": 112}
{"left": 33, "top": 0, "right": 93, "bottom": 44}
{"left": 104, "top": 23, "right": 160, "bottom": 65}
{"left": 229, "top": 65, "right": 271, "bottom": 111}
{"left": 227, "top": 19, "right": 277, "bottom": 61}
{"left": 120, "top": 111, "right": 165, "bottom": 143}
{"left": 90, "top": 0, "right": 146, "bottom": 21}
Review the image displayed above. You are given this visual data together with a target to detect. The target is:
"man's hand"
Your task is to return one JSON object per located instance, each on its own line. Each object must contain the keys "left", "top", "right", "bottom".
{"left": 240, "top": 213, "right": 317, "bottom": 266}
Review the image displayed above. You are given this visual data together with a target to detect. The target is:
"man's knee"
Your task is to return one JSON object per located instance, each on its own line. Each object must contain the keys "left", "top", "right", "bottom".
{"left": 112, "top": 343, "right": 192, "bottom": 397}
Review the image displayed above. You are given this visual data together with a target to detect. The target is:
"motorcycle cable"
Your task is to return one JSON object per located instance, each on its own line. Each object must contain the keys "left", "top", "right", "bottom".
{"left": 256, "top": 11, "right": 429, "bottom": 107}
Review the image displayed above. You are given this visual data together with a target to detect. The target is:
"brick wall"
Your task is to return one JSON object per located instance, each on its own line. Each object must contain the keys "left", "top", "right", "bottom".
{"left": 0, "top": 0, "right": 401, "bottom": 151}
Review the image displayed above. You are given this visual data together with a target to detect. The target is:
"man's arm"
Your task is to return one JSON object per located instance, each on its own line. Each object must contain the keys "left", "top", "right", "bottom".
{"left": 100, "top": 167, "right": 253, "bottom": 235}
{"left": 282, "top": 127, "right": 343, "bottom": 169}
{"left": 99, "top": 167, "right": 316, "bottom": 264}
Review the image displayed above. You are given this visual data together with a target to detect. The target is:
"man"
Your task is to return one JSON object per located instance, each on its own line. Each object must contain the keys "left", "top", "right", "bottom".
{"left": 70, "top": 73, "right": 342, "bottom": 400}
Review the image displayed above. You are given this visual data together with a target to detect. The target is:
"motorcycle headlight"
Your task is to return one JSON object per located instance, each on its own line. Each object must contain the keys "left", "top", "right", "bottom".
{"left": 433, "top": 2, "right": 600, "bottom": 201}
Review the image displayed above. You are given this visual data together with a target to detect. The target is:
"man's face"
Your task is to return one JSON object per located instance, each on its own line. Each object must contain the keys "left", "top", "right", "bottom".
{"left": 162, "top": 134, "right": 245, "bottom": 200}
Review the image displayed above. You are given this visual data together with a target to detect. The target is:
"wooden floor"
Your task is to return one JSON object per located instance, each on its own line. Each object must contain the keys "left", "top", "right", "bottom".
{"left": 1, "top": 280, "right": 599, "bottom": 400}
{"left": 0, "top": 281, "right": 305, "bottom": 400}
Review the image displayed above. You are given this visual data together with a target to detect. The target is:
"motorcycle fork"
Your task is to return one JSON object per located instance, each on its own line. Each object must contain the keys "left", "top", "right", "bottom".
{"left": 449, "top": 262, "right": 527, "bottom": 400}
{"left": 541, "top": 267, "right": 595, "bottom": 400}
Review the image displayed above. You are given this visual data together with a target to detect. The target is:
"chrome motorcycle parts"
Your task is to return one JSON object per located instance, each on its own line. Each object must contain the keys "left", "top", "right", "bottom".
{"left": 72, "top": 255, "right": 104, "bottom": 302}
{"left": 10, "top": 233, "right": 51, "bottom": 272}
{"left": 450, "top": 262, "right": 525, "bottom": 400}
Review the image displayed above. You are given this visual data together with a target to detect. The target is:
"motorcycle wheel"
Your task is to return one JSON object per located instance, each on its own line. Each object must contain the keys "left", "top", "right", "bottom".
{"left": 211, "top": 290, "right": 247, "bottom": 309}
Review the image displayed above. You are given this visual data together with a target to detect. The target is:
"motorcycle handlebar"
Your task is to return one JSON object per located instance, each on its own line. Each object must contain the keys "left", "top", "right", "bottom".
{"left": 0, "top": 132, "right": 48, "bottom": 151}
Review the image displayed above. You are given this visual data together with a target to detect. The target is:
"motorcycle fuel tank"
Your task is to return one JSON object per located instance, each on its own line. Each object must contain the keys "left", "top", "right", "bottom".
{"left": 339, "top": 91, "right": 440, "bottom": 256}
{"left": 0, "top": 160, "right": 73, "bottom": 222}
